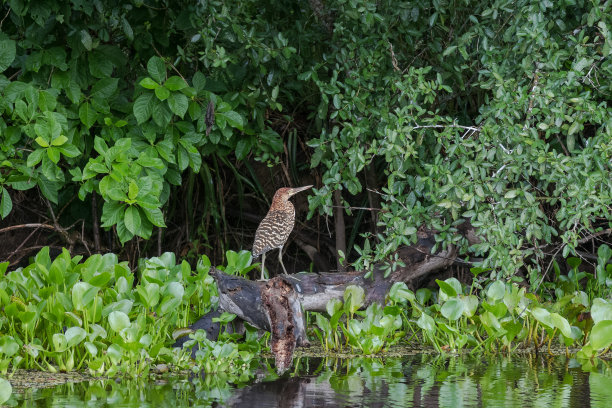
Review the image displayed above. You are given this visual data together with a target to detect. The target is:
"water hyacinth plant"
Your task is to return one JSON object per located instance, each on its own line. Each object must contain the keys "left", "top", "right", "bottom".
{"left": 0, "top": 246, "right": 611, "bottom": 388}
{"left": 0, "top": 247, "right": 217, "bottom": 376}
{"left": 309, "top": 249, "right": 612, "bottom": 357}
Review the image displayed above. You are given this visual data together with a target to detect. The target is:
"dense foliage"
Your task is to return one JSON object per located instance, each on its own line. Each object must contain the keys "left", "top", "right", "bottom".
{"left": 0, "top": 248, "right": 611, "bottom": 385}
{"left": 0, "top": 0, "right": 297, "bottom": 249}
{"left": 0, "top": 0, "right": 609, "bottom": 278}
{"left": 303, "top": 0, "right": 612, "bottom": 278}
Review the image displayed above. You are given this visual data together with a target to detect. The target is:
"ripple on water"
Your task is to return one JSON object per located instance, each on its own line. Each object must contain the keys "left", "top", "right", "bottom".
{"left": 5, "top": 354, "right": 612, "bottom": 407}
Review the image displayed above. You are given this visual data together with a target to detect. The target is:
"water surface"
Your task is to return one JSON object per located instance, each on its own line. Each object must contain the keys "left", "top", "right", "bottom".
{"left": 6, "top": 354, "right": 612, "bottom": 407}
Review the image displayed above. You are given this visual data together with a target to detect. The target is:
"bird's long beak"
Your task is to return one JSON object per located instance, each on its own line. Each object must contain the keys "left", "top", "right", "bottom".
{"left": 288, "top": 185, "right": 313, "bottom": 196}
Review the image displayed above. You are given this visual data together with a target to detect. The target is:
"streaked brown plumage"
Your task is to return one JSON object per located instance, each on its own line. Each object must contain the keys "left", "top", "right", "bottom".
{"left": 252, "top": 185, "right": 312, "bottom": 280}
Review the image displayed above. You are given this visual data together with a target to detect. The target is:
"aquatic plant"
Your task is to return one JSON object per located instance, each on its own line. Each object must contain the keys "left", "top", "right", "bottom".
{"left": 310, "top": 250, "right": 612, "bottom": 357}
{"left": 0, "top": 248, "right": 216, "bottom": 376}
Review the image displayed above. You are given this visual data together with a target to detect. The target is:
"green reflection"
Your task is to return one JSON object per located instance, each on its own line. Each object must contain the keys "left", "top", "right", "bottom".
{"left": 5, "top": 354, "right": 612, "bottom": 407}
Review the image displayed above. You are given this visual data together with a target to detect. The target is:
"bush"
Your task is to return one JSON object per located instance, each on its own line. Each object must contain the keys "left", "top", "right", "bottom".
{"left": 1, "top": 0, "right": 610, "bottom": 278}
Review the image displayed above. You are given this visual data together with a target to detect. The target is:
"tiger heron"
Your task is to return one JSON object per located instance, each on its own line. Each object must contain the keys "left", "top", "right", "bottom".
{"left": 251, "top": 185, "right": 313, "bottom": 280}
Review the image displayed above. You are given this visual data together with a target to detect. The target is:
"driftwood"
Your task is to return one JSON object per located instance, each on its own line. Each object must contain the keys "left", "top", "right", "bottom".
{"left": 175, "top": 228, "right": 463, "bottom": 373}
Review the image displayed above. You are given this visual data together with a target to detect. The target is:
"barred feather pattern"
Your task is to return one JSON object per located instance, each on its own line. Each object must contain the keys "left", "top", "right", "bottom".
{"left": 252, "top": 207, "right": 295, "bottom": 258}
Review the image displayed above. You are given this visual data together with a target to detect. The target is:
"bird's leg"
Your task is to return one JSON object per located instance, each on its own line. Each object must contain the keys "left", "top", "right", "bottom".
{"left": 277, "top": 246, "right": 303, "bottom": 281}
{"left": 278, "top": 246, "right": 288, "bottom": 275}
{"left": 259, "top": 253, "right": 267, "bottom": 281}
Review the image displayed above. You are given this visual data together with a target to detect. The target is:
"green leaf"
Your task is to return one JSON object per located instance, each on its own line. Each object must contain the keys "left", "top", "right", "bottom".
{"left": 124, "top": 205, "right": 142, "bottom": 235}
{"left": 0, "top": 39, "right": 16, "bottom": 73}
{"left": 343, "top": 285, "right": 364, "bottom": 314}
{"left": 388, "top": 282, "right": 415, "bottom": 303}
{"left": 47, "top": 146, "right": 60, "bottom": 164}
{"left": 65, "top": 327, "right": 87, "bottom": 348}
{"left": 164, "top": 76, "right": 187, "bottom": 91}
{"left": 436, "top": 279, "right": 457, "bottom": 297}
{"left": 1, "top": 187, "right": 12, "bottom": 219}
{"left": 72, "top": 281, "right": 94, "bottom": 311}
{"left": 591, "top": 299, "right": 612, "bottom": 324}
{"left": 79, "top": 102, "right": 97, "bottom": 128}
{"left": 27, "top": 148, "right": 45, "bottom": 167}
{"left": 101, "top": 201, "right": 125, "bottom": 228}
{"left": 59, "top": 144, "right": 81, "bottom": 158}
{"left": 188, "top": 101, "right": 202, "bottom": 121}
{"left": 550, "top": 313, "right": 572, "bottom": 339}
{"left": 441, "top": 298, "right": 464, "bottom": 321}
{"left": 504, "top": 190, "right": 518, "bottom": 199}
{"left": 147, "top": 56, "right": 166, "bottom": 83}
{"left": 487, "top": 280, "right": 506, "bottom": 301}
{"left": 218, "top": 111, "right": 245, "bottom": 130}
{"left": 52, "top": 333, "right": 67, "bottom": 352}
{"left": 461, "top": 295, "right": 479, "bottom": 317}
{"left": 192, "top": 71, "right": 206, "bottom": 92}
{"left": 91, "top": 78, "right": 119, "bottom": 99}
{"left": 51, "top": 135, "right": 68, "bottom": 146}
{"left": 128, "top": 180, "right": 139, "bottom": 200}
{"left": 568, "top": 121, "right": 581, "bottom": 136}
{"left": 38, "top": 178, "right": 59, "bottom": 204}
{"left": 140, "top": 77, "right": 159, "bottom": 90}
{"left": 108, "top": 311, "right": 131, "bottom": 332}
{"left": 590, "top": 320, "right": 612, "bottom": 350}
{"left": 152, "top": 99, "right": 172, "bottom": 127}
{"left": 235, "top": 138, "right": 251, "bottom": 160}
{"left": 35, "top": 136, "right": 49, "bottom": 148}
{"left": 326, "top": 298, "right": 343, "bottom": 317}
{"left": 142, "top": 207, "right": 166, "bottom": 227}
{"left": 168, "top": 93, "right": 188, "bottom": 117}
{"left": 80, "top": 30, "right": 93, "bottom": 51}
{"left": 531, "top": 307, "right": 553, "bottom": 328}
{"left": 133, "top": 93, "right": 154, "bottom": 124}
{"left": 437, "top": 199, "right": 453, "bottom": 208}
{"left": 155, "top": 86, "right": 170, "bottom": 101}
{"left": 416, "top": 313, "right": 436, "bottom": 333}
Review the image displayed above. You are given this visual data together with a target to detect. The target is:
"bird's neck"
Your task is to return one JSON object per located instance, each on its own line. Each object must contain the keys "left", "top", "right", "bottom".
{"left": 270, "top": 200, "right": 294, "bottom": 213}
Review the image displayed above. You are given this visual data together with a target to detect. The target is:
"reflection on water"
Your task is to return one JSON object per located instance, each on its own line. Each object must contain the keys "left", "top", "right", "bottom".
{"left": 6, "top": 354, "right": 612, "bottom": 407}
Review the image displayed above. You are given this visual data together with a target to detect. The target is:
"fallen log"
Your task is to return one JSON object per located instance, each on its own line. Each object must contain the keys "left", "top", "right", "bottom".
{"left": 175, "top": 228, "right": 461, "bottom": 373}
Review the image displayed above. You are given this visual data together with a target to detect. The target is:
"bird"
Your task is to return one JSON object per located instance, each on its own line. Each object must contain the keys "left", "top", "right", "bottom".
{"left": 251, "top": 185, "right": 313, "bottom": 280}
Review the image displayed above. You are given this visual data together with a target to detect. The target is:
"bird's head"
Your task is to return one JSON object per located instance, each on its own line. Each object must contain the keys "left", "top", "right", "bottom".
{"left": 273, "top": 185, "right": 313, "bottom": 203}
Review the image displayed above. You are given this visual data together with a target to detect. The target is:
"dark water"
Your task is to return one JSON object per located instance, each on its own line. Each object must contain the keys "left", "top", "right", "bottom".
{"left": 6, "top": 354, "right": 612, "bottom": 407}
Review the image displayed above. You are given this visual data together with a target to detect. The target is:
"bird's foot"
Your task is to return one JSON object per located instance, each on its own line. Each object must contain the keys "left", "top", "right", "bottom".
{"left": 282, "top": 273, "right": 301, "bottom": 282}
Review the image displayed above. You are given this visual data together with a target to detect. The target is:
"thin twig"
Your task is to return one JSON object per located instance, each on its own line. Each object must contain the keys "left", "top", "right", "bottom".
{"left": 0, "top": 7, "right": 11, "bottom": 29}
{"left": 6, "top": 226, "right": 41, "bottom": 261}
{"left": 152, "top": 45, "right": 188, "bottom": 83}
{"left": 577, "top": 228, "right": 611, "bottom": 244}
{"left": 8, "top": 69, "right": 21, "bottom": 81}
{"left": 8, "top": 246, "right": 65, "bottom": 267}
{"left": 523, "top": 68, "right": 540, "bottom": 131}
{"left": 367, "top": 188, "right": 408, "bottom": 211}
{"left": 92, "top": 192, "right": 100, "bottom": 252}
{"left": 331, "top": 205, "right": 385, "bottom": 212}
{"left": 388, "top": 41, "right": 400, "bottom": 72}
{"left": 45, "top": 198, "right": 75, "bottom": 246}
{"left": 412, "top": 124, "right": 481, "bottom": 132}
{"left": 81, "top": 220, "right": 91, "bottom": 256}
{"left": 0, "top": 223, "right": 57, "bottom": 234}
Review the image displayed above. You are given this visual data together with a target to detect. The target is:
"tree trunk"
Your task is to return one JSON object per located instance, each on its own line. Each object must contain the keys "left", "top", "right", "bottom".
{"left": 333, "top": 189, "right": 346, "bottom": 272}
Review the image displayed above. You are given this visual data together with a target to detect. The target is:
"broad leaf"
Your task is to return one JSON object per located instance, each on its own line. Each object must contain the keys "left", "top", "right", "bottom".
{"left": 147, "top": 56, "right": 166, "bottom": 83}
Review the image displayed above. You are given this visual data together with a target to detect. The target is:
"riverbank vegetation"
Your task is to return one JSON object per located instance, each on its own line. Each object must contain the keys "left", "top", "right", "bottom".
{"left": 1, "top": 248, "right": 611, "bottom": 379}
{"left": 1, "top": 0, "right": 611, "bottom": 402}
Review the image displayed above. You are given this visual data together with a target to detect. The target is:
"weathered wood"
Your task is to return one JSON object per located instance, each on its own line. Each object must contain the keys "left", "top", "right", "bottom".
{"left": 280, "top": 269, "right": 391, "bottom": 312}
{"left": 261, "top": 277, "right": 308, "bottom": 374}
{"left": 176, "top": 228, "right": 465, "bottom": 372}
{"left": 212, "top": 270, "right": 270, "bottom": 330}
